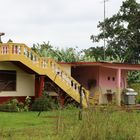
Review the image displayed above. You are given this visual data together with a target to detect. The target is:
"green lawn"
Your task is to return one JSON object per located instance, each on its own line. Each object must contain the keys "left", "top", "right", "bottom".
{"left": 0, "top": 108, "right": 140, "bottom": 140}
{"left": 0, "top": 109, "right": 79, "bottom": 140}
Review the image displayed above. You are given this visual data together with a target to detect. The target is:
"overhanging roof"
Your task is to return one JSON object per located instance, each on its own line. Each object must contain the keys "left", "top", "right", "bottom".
{"left": 58, "top": 61, "right": 140, "bottom": 70}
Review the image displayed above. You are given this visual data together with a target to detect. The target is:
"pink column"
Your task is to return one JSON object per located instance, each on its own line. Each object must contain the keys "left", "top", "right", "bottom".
{"left": 116, "top": 68, "right": 121, "bottom": 106}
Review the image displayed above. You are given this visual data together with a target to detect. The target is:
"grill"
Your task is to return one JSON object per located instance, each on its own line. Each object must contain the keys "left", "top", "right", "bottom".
{"left": 122, "top": 88, "right": 138, "bottom": 105}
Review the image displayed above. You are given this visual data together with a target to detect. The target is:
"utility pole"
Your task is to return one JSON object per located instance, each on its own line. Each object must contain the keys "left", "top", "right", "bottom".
{"left": 103, "top": 0, "right": 109, "bottom": 61}
{"left": 103, "top": 0, "right": 106, "bottom": 61}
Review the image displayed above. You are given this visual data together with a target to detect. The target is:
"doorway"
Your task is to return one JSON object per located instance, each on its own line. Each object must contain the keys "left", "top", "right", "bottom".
{"left": 87, "top": 79, "right": 97, "bottom": 98}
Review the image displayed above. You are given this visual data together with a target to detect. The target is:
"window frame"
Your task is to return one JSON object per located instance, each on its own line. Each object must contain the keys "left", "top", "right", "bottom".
{"left": 0, "top": 70, "right": 17, "bottom": 92}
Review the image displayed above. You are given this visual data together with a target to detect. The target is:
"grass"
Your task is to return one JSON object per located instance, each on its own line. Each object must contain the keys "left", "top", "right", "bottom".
{"left": 0, "top": 109, "right": 79, "bottom": 140}
{"left": 0, "top": 108, "right": 140, "bottom": 140}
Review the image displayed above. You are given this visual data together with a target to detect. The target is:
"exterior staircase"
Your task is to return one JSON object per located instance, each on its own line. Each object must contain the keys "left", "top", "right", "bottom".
{"left": 0, "top": 43, "right": 89, "bottom": 107}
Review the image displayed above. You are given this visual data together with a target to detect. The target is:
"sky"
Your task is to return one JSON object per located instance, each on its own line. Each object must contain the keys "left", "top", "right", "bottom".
{"left": 0, "top": 0, "right": 139, "bottom": 49}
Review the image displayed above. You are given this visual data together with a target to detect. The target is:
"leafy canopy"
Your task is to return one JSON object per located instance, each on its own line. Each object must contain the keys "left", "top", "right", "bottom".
{"left": 32, "top": 42, "right": 83, "bottom": 62}
{"left": 90, "top": 0, "right": 140, "bottom": 63}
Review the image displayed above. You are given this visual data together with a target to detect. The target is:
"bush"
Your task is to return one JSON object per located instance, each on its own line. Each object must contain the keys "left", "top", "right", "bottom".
{"left": 64, "top": 103, "right": 77, "bottom": 110}
{"left": 0, "top": 102, "right": 19, "bottom": 112}
{"left": 129, "top": 83, "right": 140, "bottom": 103}
{"left": 24, "top": 96, "right": 31, "bottom": 111}
{"left": 0, "top": 97, "right": 31, "bottom": 112}
{"left": 127, "top": 71, "right": 140, "bottom": 84}
{"left": 31, "top": 95, "right": 59, "bottom": 111}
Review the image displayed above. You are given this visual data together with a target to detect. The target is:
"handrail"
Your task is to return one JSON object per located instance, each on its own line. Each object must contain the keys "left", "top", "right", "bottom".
{"left": 48, "top": 58, "right": 89, "bottom": 94}
{"left": 0, "top": 43, "right": 89, "bottom": 101}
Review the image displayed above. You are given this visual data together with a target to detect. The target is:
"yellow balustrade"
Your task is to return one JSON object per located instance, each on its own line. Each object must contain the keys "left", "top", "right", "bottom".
{"left": 0, "top": 43, "right": 90, "bottom": 107}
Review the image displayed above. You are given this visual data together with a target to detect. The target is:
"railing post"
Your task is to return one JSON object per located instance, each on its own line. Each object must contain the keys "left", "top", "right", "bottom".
{"left": 0, "top": 43, "right": 2, "bottom": 55}
{"left": 27, "top": 48, "right": 30, "bottom": 59}
{"left": 39, "top": 58, "right": 42, "bottom": 68}
{"left": 48, "top": 58, "right": 51, "bottom": 68}
{"left": 8, "top": 43, "right": 12, "bottom": 54}
{"left": 21, "top": 44, "right": 24, "bottom": 55}
{"left": 48, "top": 59, "right": 51, "bottom": 68}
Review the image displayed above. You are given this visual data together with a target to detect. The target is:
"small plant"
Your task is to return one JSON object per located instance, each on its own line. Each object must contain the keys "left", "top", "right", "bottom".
{"left": 24, "top": 96, "right": 31, "bottom": 112}
{"left": 10, "top": 98, "right": 19, "bottom": 106}
{"left": 0, "top": 98, "right": 19, "bottom": 112}
{"left": 64, "top": 103, "right": 77, "bottom": 110}
{"left": 18, "top": 102, "right": 24, "bottom": 112}
{"left": 137, "top": 99, "right": 140, "bottom": 104}
{"left": 31, "top": 95, "right": 59, "bottom": 111}
{"left": 0, "top": 97, "right": 32, "bottom": 112}
{"left": 129, "top": 83, "right": 140, "bottom": 103}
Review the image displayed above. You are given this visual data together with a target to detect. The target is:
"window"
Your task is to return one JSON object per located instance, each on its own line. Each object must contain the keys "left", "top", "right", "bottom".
{"left": 112, "top": 77, "right": 115, "bottom": 81}
{"left": 0, "top": 70, "right": 16, "bottom": 91}
{"left": 107, "top": 77, "right": 110, "bottom": 80}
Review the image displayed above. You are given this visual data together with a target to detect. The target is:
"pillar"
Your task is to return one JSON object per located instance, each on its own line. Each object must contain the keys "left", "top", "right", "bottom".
{"left": 38, "top": 76, "right": 45, "bottom": 97}
{"left": 35, "top": 75, "right": 45, "bottom": 98}
{"left": 59, "top": 95, "right": 65, "bottom": 108}
{"left": 116, "top": 68, "right": 121, "bottom": 106}
{"left": 35, "top": 76, "right": 39, "bottom": 98}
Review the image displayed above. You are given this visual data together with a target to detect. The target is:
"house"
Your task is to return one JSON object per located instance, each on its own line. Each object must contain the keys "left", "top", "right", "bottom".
{"left": 60, "top": 62, "right": 140, "bottom": 105}
{"left": 0, "top": 42, "right": 140, "bottom": 107}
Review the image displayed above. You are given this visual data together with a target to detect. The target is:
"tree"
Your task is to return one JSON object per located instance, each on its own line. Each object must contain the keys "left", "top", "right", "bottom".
{"left": 32, "top": 42, "right": 54, "bottom": 57}
{"left": 32, "top": 42, "right": 83, "bottom": 62}
{"left": 82, "top": 47, "right": 104, "bottom": 61}
{"left": 91, "top": 0, "right": 140, "bottom": 64}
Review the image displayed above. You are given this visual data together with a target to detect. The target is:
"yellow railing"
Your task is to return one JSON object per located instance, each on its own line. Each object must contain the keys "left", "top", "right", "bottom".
{"left": 0, "top": 43, "right": 89, "bottom": 105}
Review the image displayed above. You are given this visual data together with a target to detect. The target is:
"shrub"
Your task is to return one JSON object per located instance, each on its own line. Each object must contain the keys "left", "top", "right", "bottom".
{"left": 31, "top": 95, "right": 59, "bottom": 111}
{"left": 129, "top": 83, "right": 140, "bottom": 103}
{"left": 0, "top": 102, "right": 19, "bottom": 112}
{"left": 0, "top": 97, "right": 32, "bottom": 112}
{"left": 24, "top": 96, "right": 31, "bottom": 111}
{"left": 18, "top": 102, "right": 25, "bottom": 112}
{"left": 64, "top": 103, "right": 77, "bottom": 110}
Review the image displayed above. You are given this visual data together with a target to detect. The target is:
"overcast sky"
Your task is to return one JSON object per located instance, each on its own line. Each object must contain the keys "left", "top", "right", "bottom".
{"left": 0, "top": 0, "right": 139, "bottom": 49}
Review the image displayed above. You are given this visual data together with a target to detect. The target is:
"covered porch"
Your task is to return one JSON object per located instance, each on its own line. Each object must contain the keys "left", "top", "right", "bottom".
{"left": 69, "top": 62, "right": 140, "bottom": 105}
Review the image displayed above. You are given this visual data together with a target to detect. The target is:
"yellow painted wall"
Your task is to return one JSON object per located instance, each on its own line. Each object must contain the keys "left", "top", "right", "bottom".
{"left": 0, "top": 62, "right": 35, "bottom": 97}
{"left": 59, "top": 64, "right": 71, "bottom": 76}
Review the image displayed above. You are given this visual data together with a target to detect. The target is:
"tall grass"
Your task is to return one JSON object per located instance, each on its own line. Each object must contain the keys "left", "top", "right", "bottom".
{"left": 58, "top": 107, "right": 140, "bottom": 140}
{"left": 0, "top": 108, "right": 140, "bottom": 140}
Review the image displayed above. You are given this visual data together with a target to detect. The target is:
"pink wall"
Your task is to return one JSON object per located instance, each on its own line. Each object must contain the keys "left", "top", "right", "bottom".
{"left": 71, "top": 66, "right": 128, "bottom": 92}
{"left": 71, "top": 66, "right": 99, "bottom": 89}
{"left": 99, "top": 67, "right": 127, "bottom": 92}
{"left": 99, "top": 67, "right": 117, "bottom": 89}
{"left": 71, "top": 65, "right": 128, "bottom": 104}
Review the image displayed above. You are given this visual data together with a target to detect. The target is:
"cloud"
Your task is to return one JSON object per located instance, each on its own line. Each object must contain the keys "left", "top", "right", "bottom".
{"left": 0, "top": 0, "right": 136, "bottom": 49}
